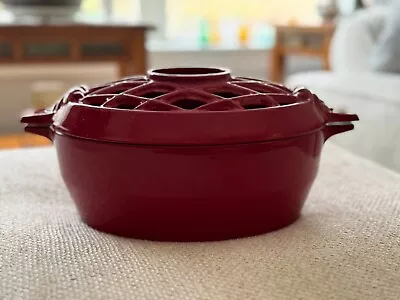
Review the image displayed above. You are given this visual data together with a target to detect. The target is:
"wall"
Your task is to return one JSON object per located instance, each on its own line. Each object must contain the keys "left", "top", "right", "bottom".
{"left": 0, "top": 50, "right": 320, "bottom": 134}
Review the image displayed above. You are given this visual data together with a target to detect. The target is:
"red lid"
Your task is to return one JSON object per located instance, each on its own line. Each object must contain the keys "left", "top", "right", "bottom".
{"left": 21, "top": 67, "right": 358, "bottom": 146}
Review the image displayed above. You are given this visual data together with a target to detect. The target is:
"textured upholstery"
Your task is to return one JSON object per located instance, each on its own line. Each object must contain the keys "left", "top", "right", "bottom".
{"left": 1, "top": 145, "right": 399, "bottom": 299}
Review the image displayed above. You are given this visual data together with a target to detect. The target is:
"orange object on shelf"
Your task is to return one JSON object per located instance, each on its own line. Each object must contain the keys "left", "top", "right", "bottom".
{"left": 209, "top": 19, "right": 221, "bottom": 46}
{"left": 288, "top": 18, "right": 298, "bottom": 26}
{"left": 238, "top": 23, "right": 250, "bottom": 47}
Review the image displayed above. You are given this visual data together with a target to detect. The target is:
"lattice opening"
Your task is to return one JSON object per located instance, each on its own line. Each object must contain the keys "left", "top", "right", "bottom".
{"left": 89, "top": 102, "right": 102, "bottom": 107}
{"left": 139, "top": 91, "right": 168, "bottom": 98}
{"left": 172, "top": 99, "right": 206, "bottom": 110}
{"left": 242, "top": 103, "right": 268, "bottom": 110}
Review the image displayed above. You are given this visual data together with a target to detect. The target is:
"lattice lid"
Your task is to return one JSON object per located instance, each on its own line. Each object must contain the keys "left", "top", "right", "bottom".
{"left": 22, "top": 67, "right": 359, "bottom": 145}
{"left": 58, "top": 68, "right": 307, "bottom": 112}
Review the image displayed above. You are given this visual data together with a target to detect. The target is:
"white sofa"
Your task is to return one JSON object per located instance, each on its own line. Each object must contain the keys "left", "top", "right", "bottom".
{"left": 286, "top": 7, "right": 400, "bottom": 173}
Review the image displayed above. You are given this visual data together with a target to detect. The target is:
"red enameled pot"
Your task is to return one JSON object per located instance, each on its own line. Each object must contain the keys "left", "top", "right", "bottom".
{"left": 21, "top": 67, "right": 359, "bottom": 242}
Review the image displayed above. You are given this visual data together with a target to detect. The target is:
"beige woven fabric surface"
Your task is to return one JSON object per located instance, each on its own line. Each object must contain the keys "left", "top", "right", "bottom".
{"left": 0, "top": 143, "right": 399, "bottom": 300}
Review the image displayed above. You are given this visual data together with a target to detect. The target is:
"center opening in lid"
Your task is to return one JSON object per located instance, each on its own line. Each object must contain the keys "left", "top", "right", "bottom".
{"left": 148, "top": 67, "right": 231, "bottom": 83}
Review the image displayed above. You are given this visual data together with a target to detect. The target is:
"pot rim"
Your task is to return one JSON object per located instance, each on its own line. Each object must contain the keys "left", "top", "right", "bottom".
{"left": 47, "top": 97, "right": 327, "bottom": 146}
{"left": 22, "top": 96, "right": 359, "bottom": 146}
{"left": 51, "top": 126, "right": 326, "bottom": 147}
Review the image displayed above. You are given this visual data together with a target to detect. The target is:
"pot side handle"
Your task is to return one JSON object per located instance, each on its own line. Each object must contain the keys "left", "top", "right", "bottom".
{"left": 323, "top": 112, "right": 359, "bottom": 141}
{"left": 20, "top": 111, "right": 55, "bottom": 142}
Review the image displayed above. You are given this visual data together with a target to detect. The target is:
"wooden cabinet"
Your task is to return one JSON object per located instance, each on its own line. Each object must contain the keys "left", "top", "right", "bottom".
{"left": 0, "top": 24, "right": 152, "bottom": 78}
{"left": 270, "top": 24, "right": 335, "bottom": 83}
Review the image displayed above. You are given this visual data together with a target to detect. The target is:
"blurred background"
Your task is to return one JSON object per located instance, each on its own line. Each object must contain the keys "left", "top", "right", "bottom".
{"left": 0, "top": 0, "right": 399, "bottom": 173}
{"left": 0, "top": 0, "right": 359, "bottom": 46}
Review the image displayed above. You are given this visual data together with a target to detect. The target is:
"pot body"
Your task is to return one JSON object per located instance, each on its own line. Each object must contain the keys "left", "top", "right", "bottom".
{"left": 54, "top": 130, "right": 324, "bottom": 241}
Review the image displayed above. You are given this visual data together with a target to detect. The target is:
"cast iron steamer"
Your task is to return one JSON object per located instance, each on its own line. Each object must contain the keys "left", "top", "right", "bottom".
{"left": 21, "top": 67, "right": 359, "bottom": 241}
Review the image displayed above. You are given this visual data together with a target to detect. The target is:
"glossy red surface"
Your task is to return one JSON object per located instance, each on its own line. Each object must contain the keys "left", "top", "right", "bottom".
{"left": 21, "top": 67, "right": 359, "bottom": 241}
{"left": 55, "top": 131, "right": 324, "bottom": 241}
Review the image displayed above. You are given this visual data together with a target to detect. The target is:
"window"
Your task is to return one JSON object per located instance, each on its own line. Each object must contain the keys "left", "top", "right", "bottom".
{"left": 80, "top": 0, "right": 104, "bottom": 20}
{"left": 0, "top": 0, "right": 339, "bottom": 49}
{"left": 80, "top": 0, "right": 140, "bottom": 23}
{"left": 166, "top": 0, "right": 320, "bottom": 39}
{"left": 0, "top": 0, "right": 141, "bottom": 24}
{"left": 160, "top": 0, "right": 321, "bottom": 48}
